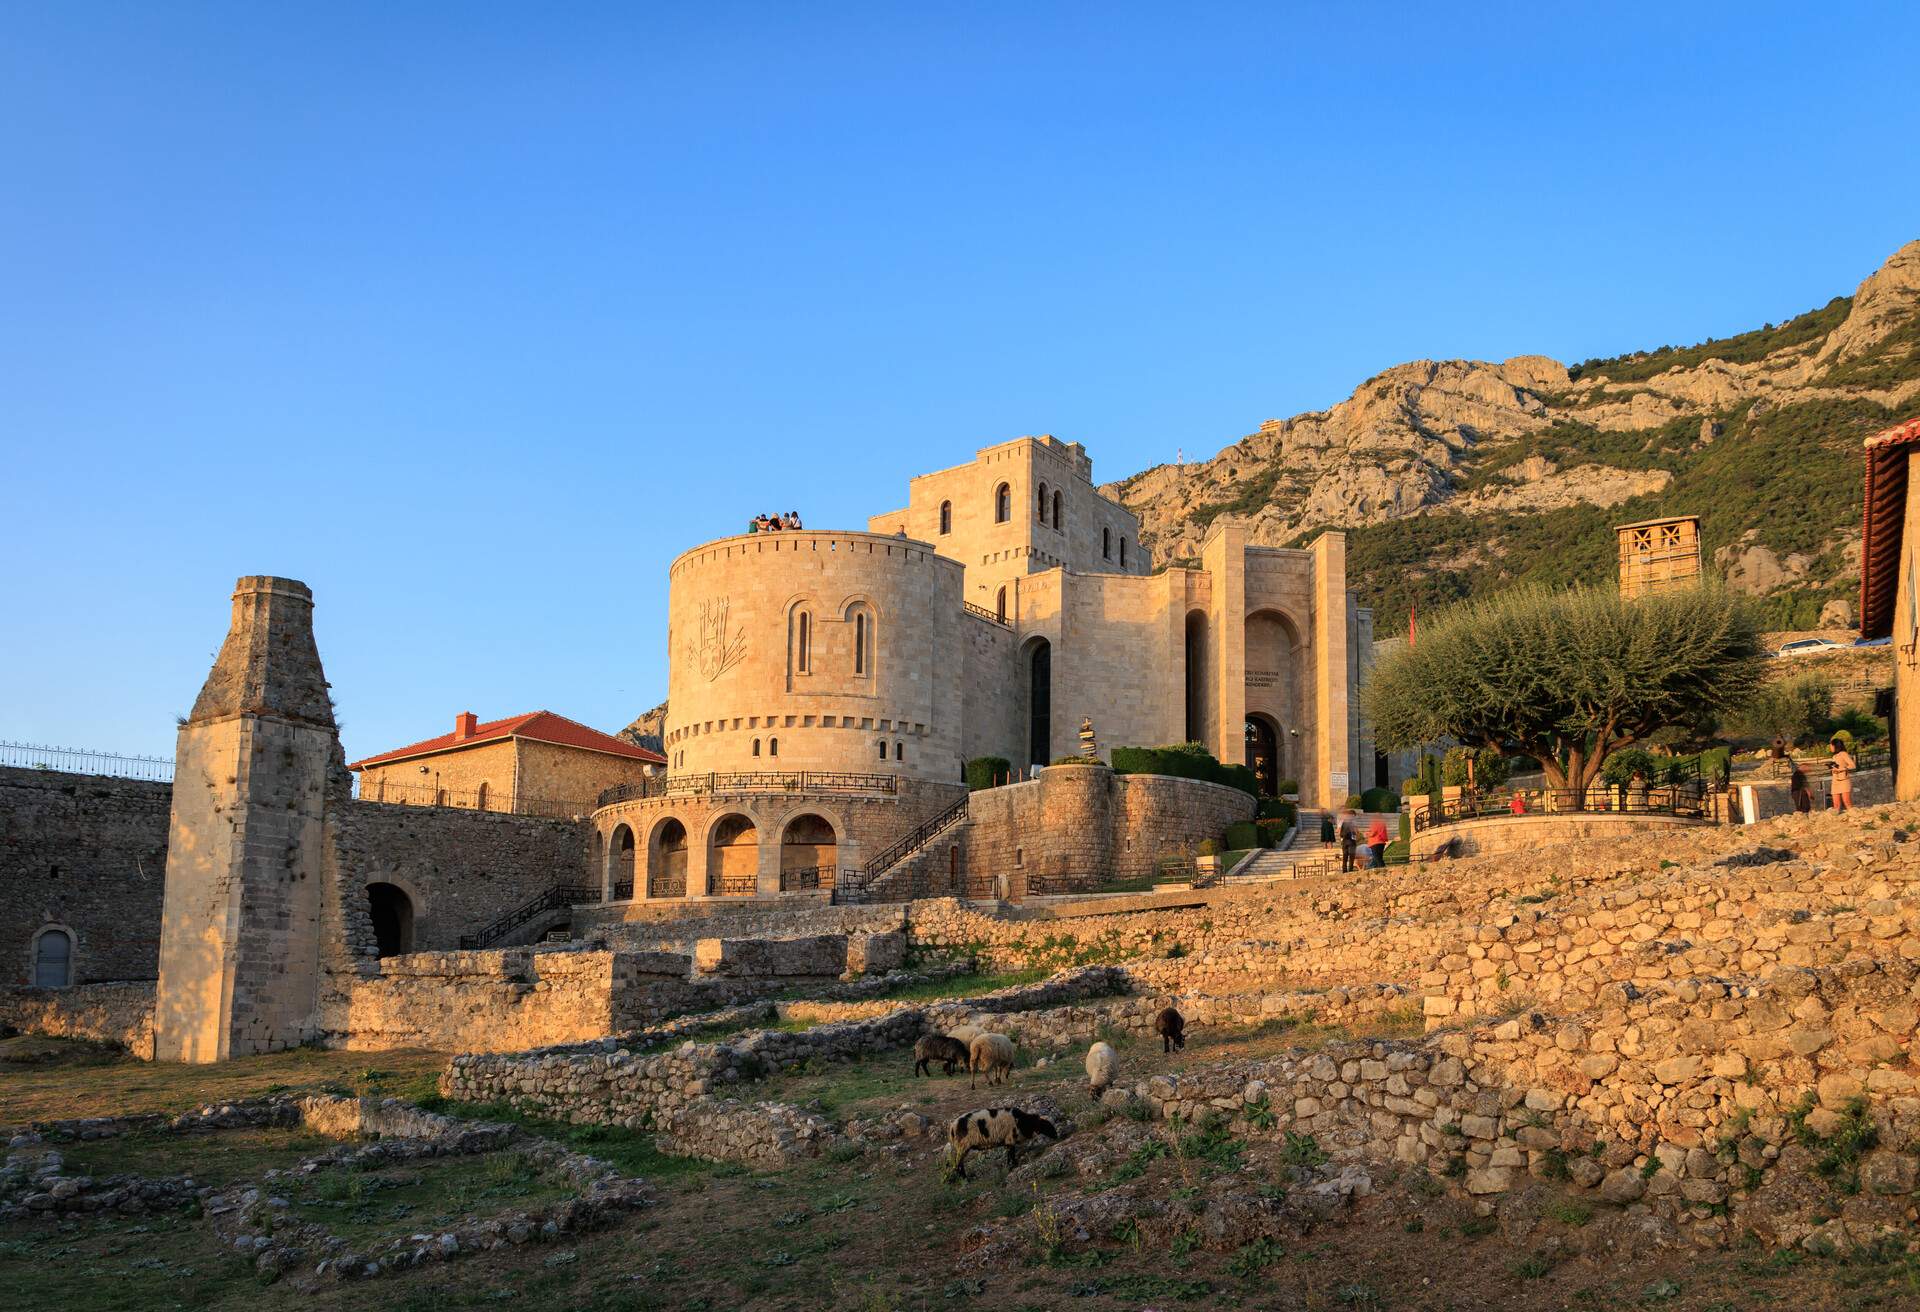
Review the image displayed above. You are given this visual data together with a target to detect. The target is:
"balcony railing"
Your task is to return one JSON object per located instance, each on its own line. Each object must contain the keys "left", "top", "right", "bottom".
{"left": 597, "top": 770, "right": 899, "bottom": 808}
{"left": 964, "top": 601, "right": 1012, "bottom": 628}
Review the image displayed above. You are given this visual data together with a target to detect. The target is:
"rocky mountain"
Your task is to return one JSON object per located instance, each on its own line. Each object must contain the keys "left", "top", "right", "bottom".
{"left": 1105, "top": 241, "right": 1920, "bottom": 632}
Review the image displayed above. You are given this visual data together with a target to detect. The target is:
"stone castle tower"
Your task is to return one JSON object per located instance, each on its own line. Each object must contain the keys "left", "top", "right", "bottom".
{"left": 153, "top": 576, "right": 340, "bottom": 1062}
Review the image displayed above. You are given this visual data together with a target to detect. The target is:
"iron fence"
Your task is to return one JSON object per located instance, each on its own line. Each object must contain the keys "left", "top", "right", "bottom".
{"left": 0, "top": 740, "right": 174, "bottom": 783}
{"left": 1411, "top": 786, "right": 1708, "bottom": 834}
{"left": 596, "top": 770, "right": 899, "bottom": 808}
{"left": 963, "top": 601, "right": 1012, "bottom": 628}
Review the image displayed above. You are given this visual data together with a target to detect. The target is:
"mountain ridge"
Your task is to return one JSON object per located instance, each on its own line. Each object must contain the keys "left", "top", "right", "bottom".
{"left": 1104, "top": 240, "right": 1920, "bottom": 632}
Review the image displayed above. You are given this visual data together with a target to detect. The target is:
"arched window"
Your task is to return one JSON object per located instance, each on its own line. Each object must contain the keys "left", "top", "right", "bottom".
{"left": 751, "top": 738, "right": 761, "bottom": 757}
{"left": 877, "top": 740, "right": 887, "bottom": 760}
{"left": 1119, "top": 537, "right": 1128, "bottom": 568}
{"left": 938, "top": 500, "right": 951, "bottom": 534}
{"left": 1037, "top": 482, "right": 1050, "bottom": 524}
{"left": 1052, "top": 490, "right": 1062, "bottom": 532}
{"left": 995, "top": 586, "right": 1007, "bottom": 622}
{"left": 31, "top": 928, "right": 71, "bottom": 988}
{"left": 894, "top": 740, "right": 904, "bottom": 760}
{"left": 994, "top": 483, "right": 1010, "bottom": 523}
{"left": 854, "top": 612, "right": 867, "bottom": 674}
{"left": 769, "top": 736, "right": 779, "bottom": 757}
{"left": 1103, "top": 527, "right": 1112, "bottom": 560}
{"left": 475, "top": 781, "right": 488, "bottom": 811}
{"left": 797, "top": 611, "right": 812, "bottom": 674}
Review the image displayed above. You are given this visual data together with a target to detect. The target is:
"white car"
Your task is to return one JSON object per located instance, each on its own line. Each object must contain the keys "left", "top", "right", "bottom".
{"left": 1774, "top": 638, "right": 1845, "bottom": 659}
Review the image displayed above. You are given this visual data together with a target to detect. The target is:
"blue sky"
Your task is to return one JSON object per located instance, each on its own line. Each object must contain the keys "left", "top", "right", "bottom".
{"left": 4, "top": 2, "right": 1917, "bottom": 763}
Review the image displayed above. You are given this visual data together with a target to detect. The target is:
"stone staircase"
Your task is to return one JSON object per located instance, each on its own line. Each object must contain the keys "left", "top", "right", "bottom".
{"left": 1216, "top": 810, "right": 1341, "bottom": 885}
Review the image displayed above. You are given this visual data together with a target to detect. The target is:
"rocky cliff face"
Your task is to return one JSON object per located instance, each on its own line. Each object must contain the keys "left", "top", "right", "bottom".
{"left": 1106, "top": 241, "right": 1920, "bottom": 631}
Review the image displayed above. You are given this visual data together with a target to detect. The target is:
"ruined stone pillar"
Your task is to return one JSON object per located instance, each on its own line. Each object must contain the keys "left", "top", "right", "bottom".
{"left": 153, "top": 577, "right": 338, "bottom": 1062}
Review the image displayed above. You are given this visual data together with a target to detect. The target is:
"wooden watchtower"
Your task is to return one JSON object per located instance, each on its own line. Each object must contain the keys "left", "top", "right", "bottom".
{"left": 1615, "top": 515, "right": 1701, "bottom": 598}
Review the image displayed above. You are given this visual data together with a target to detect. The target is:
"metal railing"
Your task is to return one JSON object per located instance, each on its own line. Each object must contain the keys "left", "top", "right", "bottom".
{"left": 596, "top": 770, "right": 899, "bottom": 808}
{"left": 963, "top": 601, "right": 1012, "bottom": 628}
{"left": 1411, "top": 786, "right": 1709, "bottom": 834}
{"left": 1763, "top": 742, "right": 1891, "bottom": 779}
{"left": 862, "top": 794, "right": 971, "bottom": 878}
{"left": 355, "top": 778, "right": 593, "bottom": 819}
{"left": 779, "top": 864, "right": 859, "bottom": 892}
{"left": 0, "top": 740, "right": 174, "bottom": 783}
{"left": 458, "top": 884, "right": 601, "bottom": 950}
{"left": 611, "top": 880, "right": 634, "bottom": 901}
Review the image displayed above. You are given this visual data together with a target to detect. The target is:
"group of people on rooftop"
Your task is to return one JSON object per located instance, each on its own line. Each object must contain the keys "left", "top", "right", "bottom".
{"left": 748, "top": 511, "right": 804, "bottom": 533}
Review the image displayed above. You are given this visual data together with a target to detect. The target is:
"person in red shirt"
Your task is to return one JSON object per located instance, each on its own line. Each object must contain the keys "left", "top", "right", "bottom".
{"left": 1509, "top": 793, "right": 1528, "bottom": 816}
{"left": 1366, "top": 816, "right": 1390, "bottom": 868}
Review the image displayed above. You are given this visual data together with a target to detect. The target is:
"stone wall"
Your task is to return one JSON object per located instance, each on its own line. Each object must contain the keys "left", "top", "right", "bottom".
{"left": 0, "top": 981, "right": 156, "bottom": 1059}
{"left": 574, "top": 898, "right": 910, "bottom": 952}
{"left": 326, "top": 801, "right": 591, "bottom": 956}
{"left": 0, "top": 766, "right": 171, "bottom": 986}
{"left": 1409, "top": 811, "right": 1710, "bottom": 860}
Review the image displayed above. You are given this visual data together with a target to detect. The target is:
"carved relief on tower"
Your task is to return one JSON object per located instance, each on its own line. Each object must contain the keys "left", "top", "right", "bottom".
{"left": 695, "top": 597, "right": 747, "bottom": 682}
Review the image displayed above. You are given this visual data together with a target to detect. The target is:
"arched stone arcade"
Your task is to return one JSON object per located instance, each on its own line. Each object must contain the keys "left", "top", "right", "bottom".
{"left": 779, "top": 813, "right": 838, "bottom": 891}
{"left": 707, "top": 813, "right": 759, "bottom": 896}
{"left": 649, "top": 816, "right": 688, "bottom": 898}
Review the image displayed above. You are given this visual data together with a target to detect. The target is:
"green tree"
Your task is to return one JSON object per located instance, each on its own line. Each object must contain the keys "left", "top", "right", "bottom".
{"left": 1365, "top": 585, "right": 1765, "bottom": 803}
{"left": 1728, "top": 673, "right": 1832, "bottom": 747}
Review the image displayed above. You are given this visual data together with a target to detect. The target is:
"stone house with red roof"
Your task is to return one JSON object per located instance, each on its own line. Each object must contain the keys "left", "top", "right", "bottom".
{"left": 349, "top": 710, "right": 664, "bottom": 818}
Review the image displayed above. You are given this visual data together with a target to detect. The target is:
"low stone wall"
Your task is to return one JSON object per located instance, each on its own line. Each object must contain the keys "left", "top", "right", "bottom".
{"left": 692, "top": 931, "right": 904, "bottom": 978}
{"left": 575, "top": 900, "right": 910, "bottom": 953}
{"left": 0, "top": 981, "right": 156, "bottom": 1059}
{"left": 1413, "top": 811, "right": 1708, "bottom": 860}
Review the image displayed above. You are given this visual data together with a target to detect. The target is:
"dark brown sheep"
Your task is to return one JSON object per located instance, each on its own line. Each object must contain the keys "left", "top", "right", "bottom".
{"left": 914, "top": 1033, "right": 970, "bottom": 1077}
{"left": 1155, "top": 1006, "right": 1186, "bottom": 1053}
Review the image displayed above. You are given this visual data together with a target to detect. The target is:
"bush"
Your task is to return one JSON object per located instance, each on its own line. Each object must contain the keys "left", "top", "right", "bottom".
{"left": 965, "top": 757, "right": 1012, "bottom": 791}
{"left": 1600, "top": 748, "right": 1657, "bottom": 788}
{"left": 1049, "top": 755, "right": 1097, "bottom": 765}
{"left": 1264, "top": 800, "right": 1299, "bottom": 831}
{"left": 1829, "top": 709, "right": 1883, "bottom": 744}
{"left": 1441, "top": 745, "right": 1512, "bottom": 789}
{"left": 1696, "top": 746, "right": 1732, "bottom": 785}
{"left": 1111, "top": 743, "right": 1260, "bottom": 799}
{"left": 1196, "top": 838, "right": 1220, "bottom": 857}
{"left": 1360, "top": 786, "right": 1398, "bottom": 813}
{"left": 1256, "top": 817, "right": 1292, "bottom": 847}
{"left": 1224, "top": 821, "right": 1260, "bottom": 851}
{"left": 1275, "top": 777, "right": 1300, "bottom": 796}
{"left": 1344, "top": 793, "right": 1363, "bottom": 810}
{"left": 1257, "top": 796, "right": 1293, "bottom": 820}
{"left": 1730, "top": 673, "right": 1833, "bottom": 746}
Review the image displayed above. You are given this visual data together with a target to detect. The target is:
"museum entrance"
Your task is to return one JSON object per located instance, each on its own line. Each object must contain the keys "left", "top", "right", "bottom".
{"left": 1245, "top": 716, "right": 1281, "bottom": 798}
{"left": 1028, "top": 640, "right": 1051, "bottom": 768}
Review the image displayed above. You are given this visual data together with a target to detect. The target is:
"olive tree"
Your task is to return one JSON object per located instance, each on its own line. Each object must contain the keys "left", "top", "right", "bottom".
{"left": 1365, "top": 585, "right": 1765, "bottom": 803}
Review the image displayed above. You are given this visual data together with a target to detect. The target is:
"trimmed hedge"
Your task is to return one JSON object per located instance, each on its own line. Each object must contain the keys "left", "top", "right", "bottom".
{"left": 1256, "top": 817, "right": 1292, "bottom": 847}
{"left": 1224, "top": 821, "right": 1260, "bottom": 851}
{"left": 1360, "top": 786, "right": 1397, "bottom": 813}
{"left": 1110, "top": 742, "right": 1260, "bottom": 799}
{"left": 965, "top": 757, "right": 1012, "bottom": 791}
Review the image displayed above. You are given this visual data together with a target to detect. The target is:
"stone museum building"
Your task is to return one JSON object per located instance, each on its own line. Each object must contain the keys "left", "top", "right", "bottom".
{"left": 594, "top": 434, "right": 1376, "bottom": 901}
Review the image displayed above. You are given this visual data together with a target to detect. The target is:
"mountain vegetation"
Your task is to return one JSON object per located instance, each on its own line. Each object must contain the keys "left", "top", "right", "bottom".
{"left": 1108, "top": 241, "right": 1920, "bottom": 635}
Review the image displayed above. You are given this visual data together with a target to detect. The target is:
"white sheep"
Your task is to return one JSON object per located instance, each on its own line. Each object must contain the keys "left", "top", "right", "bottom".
{"left": 1084, "top": 1040, "right": 1116, "bottom": 1095}
{"left": 947, "top": 1023, "right": 982, "bottom": 1047}
{"left": 968, "top": 1032, "right": 1015, "bottom": 1089}
{"left": 946, "top": 1106, "right": 1059, "bottom": 1180}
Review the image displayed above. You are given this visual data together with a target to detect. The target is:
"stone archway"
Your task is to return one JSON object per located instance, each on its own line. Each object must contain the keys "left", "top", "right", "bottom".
{"left": 1184, "top": 609, "right": 1208, "bottom": 745}
{"left": 367, "top": 883, "right": 415, "bottom": 958}
{"left": 708, "top": 813, "right": 759, "bottom": 896}
{"left": 1245, "top": 714, "right": 1282, "bottom": 798}
{"left": 1027, "top": 639, "right": 1052, "bottom": 768}
{"left": 780, "top": 813, "right": 838, "bottom": 891}
{"left": 608, "top": 824, "right": 636, "bottom": 897}
{"left": 649, "top": 817, "right": 689, "bottom": 898}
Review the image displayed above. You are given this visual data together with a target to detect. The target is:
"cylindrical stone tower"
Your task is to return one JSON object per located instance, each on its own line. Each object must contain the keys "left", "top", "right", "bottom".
{"left": 665, "top": 530, "right": 965, "bottom": 782}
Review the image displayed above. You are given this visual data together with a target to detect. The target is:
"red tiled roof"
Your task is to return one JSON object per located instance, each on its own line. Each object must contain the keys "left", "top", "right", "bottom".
{"left": 347, "top": 711, "right": 665, "bottom": 770}
{"left": 1859, "top": 416, "right": 1920, "bottom": 640}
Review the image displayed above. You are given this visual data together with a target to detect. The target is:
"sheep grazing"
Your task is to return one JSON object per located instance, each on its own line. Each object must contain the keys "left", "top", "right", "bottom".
{"left": 968, "top": 1032, "right": 1016, "bottom": 1089}
{"left": 1155, "top": 1006, "right": 1186, "bottom": 1053}
{"left": 914, "top": 1033, "right": 970, "bottom": 1078}
{"left": 946, "top": 1024, "right": 982, "bottom": 1048}
{"left": 1085, "top": 1041, "right": 1116, "bottom": 1095}
{"left": 947, "top": 1106, "right": 1059, "bottom": 1180}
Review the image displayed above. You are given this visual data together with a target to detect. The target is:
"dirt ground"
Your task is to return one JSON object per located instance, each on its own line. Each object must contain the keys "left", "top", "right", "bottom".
{"left": 4, "top": 1028, "right": 1919, "bottom": 1312}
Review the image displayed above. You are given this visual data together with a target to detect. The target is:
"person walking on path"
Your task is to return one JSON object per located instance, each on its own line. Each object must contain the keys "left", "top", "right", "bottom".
{"left": 1789, "top": 758, "right": 1813, "bottom": 814}
{"left": 1828, "top": 739, "right": 1857, "bottom": 813}
{"left": 1366, "top": 816, "right": 1390, "bottom": 869}
{"left": 1337, "top": 809, "right": 1359, "bottom": 873}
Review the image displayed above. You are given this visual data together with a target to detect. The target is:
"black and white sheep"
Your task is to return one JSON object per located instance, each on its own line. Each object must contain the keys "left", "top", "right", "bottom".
{"left": 1084, "top": 1040, "right": 1117, "bottom": 1095}
{"left": 914, "top": 1033, "right": 971, "bottom": 1077}
{"left": 968, "top": 1032, "right": 1016, "bottom": 1089}
{"left": 1155, "top": 1006, "right": 1186, "bottom": 1053}
{"left": 946, "top": 1107, "right": 1059, "bottom": 1179}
